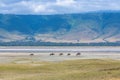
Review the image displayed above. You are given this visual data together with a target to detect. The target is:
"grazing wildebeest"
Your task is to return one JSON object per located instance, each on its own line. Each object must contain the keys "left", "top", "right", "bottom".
{"left": 67, "top": 53, "right": 71, "bottom": 56}
{"left": 76, "top": 52, "right": 81, "bottom": 56}
{"left": 30, "top": 53, "right": 34, "bottom": 56}
{"left": 59, "top": 53, "right": 63, "bottom": 56}
{"left": 50, "top": 53, "right": 55, "bottom": 56}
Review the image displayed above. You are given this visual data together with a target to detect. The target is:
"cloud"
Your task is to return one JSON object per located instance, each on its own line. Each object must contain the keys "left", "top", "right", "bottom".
{"left": 0, "top": 0, "right": 120, "bottom": 14}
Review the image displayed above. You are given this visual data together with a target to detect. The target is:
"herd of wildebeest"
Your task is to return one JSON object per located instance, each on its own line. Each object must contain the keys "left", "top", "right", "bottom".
{"left": 30, "top": 52, "right": 81, "bottom": 56}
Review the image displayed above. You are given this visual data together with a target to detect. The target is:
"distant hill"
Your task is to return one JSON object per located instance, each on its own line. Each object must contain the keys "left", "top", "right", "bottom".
{"left": 0, "top": 12, "right": 120, "bottom": 46}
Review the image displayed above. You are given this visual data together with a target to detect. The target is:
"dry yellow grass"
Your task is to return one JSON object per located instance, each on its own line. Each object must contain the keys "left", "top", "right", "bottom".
{"left": 0, "top": 59, "right": 120, "bottom": 80}
{"left": 109, "top": 78, "right": 120, "bottom": 80}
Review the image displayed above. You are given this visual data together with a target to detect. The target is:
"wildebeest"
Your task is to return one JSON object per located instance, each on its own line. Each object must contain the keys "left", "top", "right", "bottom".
{"left": 50, "top": 53, "right": 55, "bottom": 56}
{"left": 30, "top": 53, "right": 34, "bottom": 56}
{"left": 76, "top": 52, "right": 81, "bottom": 56}
{"left": 59, "top": 53, "right": 63, "bottom": 56}
{"left": 67, "top": 53, "right": 71, "bottom": 56}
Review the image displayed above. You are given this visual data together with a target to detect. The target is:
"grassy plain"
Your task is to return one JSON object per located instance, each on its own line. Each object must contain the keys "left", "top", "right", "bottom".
{"left": 0, "top": 59, "right": 120, "bottom": 80}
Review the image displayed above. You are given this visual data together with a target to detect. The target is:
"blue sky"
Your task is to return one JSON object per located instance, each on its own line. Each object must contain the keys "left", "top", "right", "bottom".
{"left": 0, "top": 0, "right": 120, "bottom": 14}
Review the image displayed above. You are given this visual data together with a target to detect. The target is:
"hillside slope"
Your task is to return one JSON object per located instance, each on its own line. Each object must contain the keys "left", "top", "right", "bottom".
{"left": 0, "top": 12, "right": 120, "bottom": 44}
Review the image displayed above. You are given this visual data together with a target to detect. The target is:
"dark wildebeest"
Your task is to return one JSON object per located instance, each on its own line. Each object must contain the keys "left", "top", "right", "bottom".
{"left": 50, "top": 53, "right": 55, "bottom": 56}
{"left": 76, "top": 52, "right": 81, "bottom": 56}
{"left": 30, "top": 53, "right": 34, "bottom": 56}
{"left": 67, "top": 53, "right": 71, "bottom": 56}
{"left": 59, "top": 53, "right": 63, "bottom": 56}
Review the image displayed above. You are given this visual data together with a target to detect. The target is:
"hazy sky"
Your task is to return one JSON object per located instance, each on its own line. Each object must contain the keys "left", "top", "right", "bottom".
{"left": 0, "top": 0, "right": 120, "bottom": 14}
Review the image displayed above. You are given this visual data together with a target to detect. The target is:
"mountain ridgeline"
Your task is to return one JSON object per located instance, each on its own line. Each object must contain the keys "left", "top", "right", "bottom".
{"left": 0, "top": 12, "right": 120, "bottom": 46}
